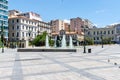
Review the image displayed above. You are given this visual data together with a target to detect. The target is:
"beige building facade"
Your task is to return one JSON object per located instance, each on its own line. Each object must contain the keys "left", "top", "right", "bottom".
{"left": 8, "top": 10, "right": 51, "bottom": 48}
{"left": 51, "top": 19, "right": 70, "bottom": 33}
{"left": 86, "top": 27, "right": 116, "bottom": 44}
{"left": 51, "top": 30, "right": 80, "bottom": 46}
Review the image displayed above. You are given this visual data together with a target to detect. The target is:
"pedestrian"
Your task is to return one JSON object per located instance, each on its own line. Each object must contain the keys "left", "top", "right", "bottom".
{"left": 114, "top": 62, "right": 117, "bottom": 65}
{"left": 108, "top": 59, "right": 110, "bottom": 62}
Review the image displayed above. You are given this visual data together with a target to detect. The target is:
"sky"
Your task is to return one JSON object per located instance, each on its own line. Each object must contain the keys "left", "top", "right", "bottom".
{"left": 9, "top": 0, "right": 120, "bottom": 27}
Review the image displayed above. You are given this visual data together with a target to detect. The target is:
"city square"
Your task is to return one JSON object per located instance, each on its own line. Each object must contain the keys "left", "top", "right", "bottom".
{"left": 1, "top": 0, "right": 120, "bottom": 80}
{"left": 0, "top": 44, "right": 120, "bottom": 80}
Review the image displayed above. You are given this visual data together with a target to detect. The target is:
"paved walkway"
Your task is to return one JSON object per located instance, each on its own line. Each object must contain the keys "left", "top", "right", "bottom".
{"left": 0, "top": 45, "right": 120, "bottom": 80}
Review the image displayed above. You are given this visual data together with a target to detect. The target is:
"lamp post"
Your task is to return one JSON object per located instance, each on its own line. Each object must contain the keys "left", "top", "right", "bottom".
{"left": 101, "top": 35, "right": 103, "bottom": 48}
{"left": 83, "top": 28, "right": 86, "bottom": 53}
{"left": 15, "top": 36, "right": 17, "bottom": 48}
{"left": 1, "top": 21, "right": 4, "bottom": 53}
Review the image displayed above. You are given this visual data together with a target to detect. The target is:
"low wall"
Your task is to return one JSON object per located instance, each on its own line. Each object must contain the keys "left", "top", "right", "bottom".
{"left": 17, "top": 48, "right": 76, "bottom": 52}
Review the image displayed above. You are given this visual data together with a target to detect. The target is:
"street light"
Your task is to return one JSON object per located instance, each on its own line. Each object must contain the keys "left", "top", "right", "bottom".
{"left": 83, "top": 28, "right": 86, "bottom": 53}
{"left": 83, "top": 25, "right": 90, "bottom": 53}
{"left": 101, "top": 35, "right": 103, "bottom": 48}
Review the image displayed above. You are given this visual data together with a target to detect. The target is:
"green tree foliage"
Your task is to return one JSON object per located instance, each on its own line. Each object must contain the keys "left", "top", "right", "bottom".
{"left": 49, "top": 39, "right": 54, "bottom": 46}
{"left": 102, "top": 37, "right": 112, "bottom": 44}
{"left": 85, "top": 37, "right": 94, "bottom": 45}
{"left": 32, "top": 31, "right": 54, "bottom": 46}
{"left": 32, "top": 31, "right": 47, "bottom": 46}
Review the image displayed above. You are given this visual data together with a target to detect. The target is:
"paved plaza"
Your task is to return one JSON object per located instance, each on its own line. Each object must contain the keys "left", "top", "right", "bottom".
{"left": 0, "top": 45, "right": 120, "bottom": 80}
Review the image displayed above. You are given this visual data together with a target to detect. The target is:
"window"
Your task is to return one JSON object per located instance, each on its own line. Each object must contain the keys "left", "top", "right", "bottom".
{"left": 29, "top": 33, "right": 30, "bottom": 37}
{"left": 93, "top": 31, "right": 95, "bottom": 35}
{"left": 16, "top": 19, "right": 19, "bottom": 23}
{"left": 104, "top": 31, "right": 106, "bottom": 34}
{"left": 97, "top": 31, "right": 99, "bottom": 35}
{"left": 88, "top": 31, "right": 90, "bottom": 35}
{"left": 12, "top": 20, "right": 14, "bottom": 23}
{"left": 32, "top": 27, "right": 33, "bottom": 31}
{"left": 100, "top": 31, "right": 102, "bottom": 34}
{"left": 97, "top": 37, "right": 99, "bottom": 40}
{"left": 112, "top": 30, "right": 114, "bottom": 34}
{"left": 26, "top": 33, "right": 27, "bottom": 37}
{"left": 12, "top": 26, "right": 14, "bottom": 30}
{"left": 12, "top": 33, "right": 14, "bottom": 37}
{"left": 16, "top": 32, "right": 19, "bottom": 37}
{"left": 22, "top": 19, "right": 24, "bottom": 23}
{"left": 17, "top": 26, "right": 19, "bottom": 30}
{"left": 22, "top": 25, "right": 24, "bottom": 29}
{"left": 108, "top": 31, "right": 110, "bottom": 34}
{"left": 22, "top": 32, "right": 24, "bottom": 37}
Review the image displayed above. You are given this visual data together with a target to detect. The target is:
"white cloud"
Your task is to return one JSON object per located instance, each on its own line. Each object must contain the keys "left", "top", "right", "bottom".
{"left": 94, "top": 24, "right": 98, "bottom": 27}
{"left": 110, "top": 22, "right": 120, "bottom": 25}
{"left": 64, "top": 19, "right": 70, "bottom": 24}
{"left": 95, "top": 10, "right": 105, "bottom": 14}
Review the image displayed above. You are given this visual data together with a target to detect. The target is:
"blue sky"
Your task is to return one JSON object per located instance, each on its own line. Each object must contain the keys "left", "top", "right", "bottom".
{"left": 9, "top": 0, "right": 120, "bottom": 27}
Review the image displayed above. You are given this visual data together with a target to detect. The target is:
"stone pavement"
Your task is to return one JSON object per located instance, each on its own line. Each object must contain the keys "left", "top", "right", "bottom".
{"left": 0, "top": 44, "right": 120, "bottom": 80}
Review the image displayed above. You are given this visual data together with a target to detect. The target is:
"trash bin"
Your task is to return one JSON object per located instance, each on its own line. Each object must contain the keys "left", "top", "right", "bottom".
{"left": 88, "top": 49, "right": 91, "bottom": 53}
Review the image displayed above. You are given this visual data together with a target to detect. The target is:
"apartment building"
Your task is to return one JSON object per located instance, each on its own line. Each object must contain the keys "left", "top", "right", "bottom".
{"left": 84, "top": 19, "right": 94, "bottom": 28}
{"left": 8, "top": 10, "right": 51, "bottom": 48}
{"left": 64, "top": 23, "right": 70, "bottom": 32}
{"left": 70, "top": 17, "right": 84, "bottom": 35}
{"left": 51, "top": 19, "right": 68, "bottom": 33}
{"left": 70, "top": 17, "right": 94, "bottom": 35}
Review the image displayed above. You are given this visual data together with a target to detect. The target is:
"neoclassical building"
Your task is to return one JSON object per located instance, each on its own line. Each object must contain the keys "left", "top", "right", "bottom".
{"left": 8, "top": 10, "right": 51, "bottom": 48}
{"left": 86, "top": 25, "right": 120, "bottom": 44}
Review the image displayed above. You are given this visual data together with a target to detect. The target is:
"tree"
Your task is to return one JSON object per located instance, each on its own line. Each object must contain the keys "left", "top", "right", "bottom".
{"left": 102, "top": 37, "right": 112, "bottom": 44}
{"left": 32, "top": 31, "right": 47, "bottom": 46}
{"left": 32, "top": 31, "right": 54, "bottom": 46}
{"left": 85, "top": 37, "right": 94, "bottom": 45}
{"left": 49, "top": 38, "right": 54, "bottom": 46}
